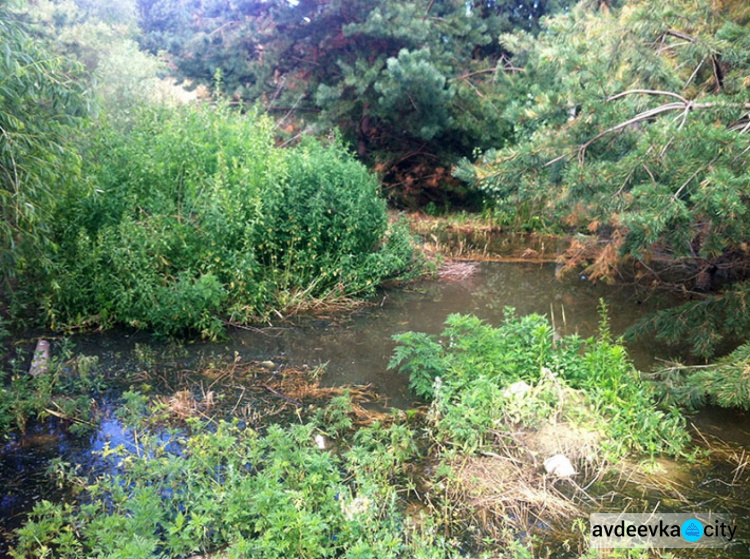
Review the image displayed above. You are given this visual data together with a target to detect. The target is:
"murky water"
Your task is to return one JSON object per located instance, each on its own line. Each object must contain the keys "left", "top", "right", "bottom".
{"left": 1, "top": 261, "right": 748, "bottom": 556}
{"left": 69, "top": 261, "right": 684, "bottom": 408}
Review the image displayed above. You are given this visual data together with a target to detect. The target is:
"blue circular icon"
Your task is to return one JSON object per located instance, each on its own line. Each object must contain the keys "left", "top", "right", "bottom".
{"left": 682, "top": 519, "right": 704, "bottom": 542}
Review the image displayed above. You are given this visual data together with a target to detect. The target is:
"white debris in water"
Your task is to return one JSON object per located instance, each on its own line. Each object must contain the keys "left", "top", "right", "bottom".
{"left": 314, "top": 434, "right": 327, "bottom": 450}
{"left": 29, "top": 339, "right": 50, "bottom": 376}
{"left": 432, "top": 376, "right": 443, "bottom": 393}
{"left": 544, "top": 454, "right": 576, "bottom": 478}
{"left": 503, "top": 380, "right": 531, "bottom": 398}
{"left": 541, "top": 367, "right": 558, "bottom": 380}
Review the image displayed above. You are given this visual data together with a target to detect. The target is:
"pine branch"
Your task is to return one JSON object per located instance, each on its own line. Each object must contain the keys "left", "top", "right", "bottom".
{"left": 664, "top": 30, "right": 696, "bottom": 43}
{"left": 423, "top": 0, "right": 436, "bottom": 19}
{"left": 607, "top": 89, "right": 689, "bottom": 104}
{"left": 548, "top": 92, "right": 750, "bottom": 165}
{"left": 450, "top": 68, "right": 498, "bottom": 81}
{"left": 576, "top": 102, "right": 685, "bottom": 163}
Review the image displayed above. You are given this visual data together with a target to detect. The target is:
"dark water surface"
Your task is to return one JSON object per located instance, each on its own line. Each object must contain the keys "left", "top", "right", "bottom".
{"left": 2, "top": 262, "right": 748, "bottom": 556}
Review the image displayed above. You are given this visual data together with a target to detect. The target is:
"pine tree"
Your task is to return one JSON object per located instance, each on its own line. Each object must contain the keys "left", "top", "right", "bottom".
{"left": 457, "top": 0, "right": 750, "bottom": 358}
{"left": 134, "top": 0, "right": 571, "bottom": 204}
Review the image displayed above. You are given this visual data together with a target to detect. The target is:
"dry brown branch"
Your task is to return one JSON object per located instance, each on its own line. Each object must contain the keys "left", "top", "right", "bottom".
{"left": 665, "top": 29, "right": 696, "bottom": 42}
{"left": 450, "top": 68, "right": 498, "bottom": 81}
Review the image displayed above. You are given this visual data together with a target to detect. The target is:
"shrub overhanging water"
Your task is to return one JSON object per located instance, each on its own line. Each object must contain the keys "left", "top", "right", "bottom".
{"left": 40, "top": 103, "right": 416, "bottom": 337}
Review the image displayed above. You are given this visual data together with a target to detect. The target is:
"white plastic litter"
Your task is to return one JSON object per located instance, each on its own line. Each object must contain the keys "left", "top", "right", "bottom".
{"left": 543, "top": 454, "right": 576, "bottom": 477}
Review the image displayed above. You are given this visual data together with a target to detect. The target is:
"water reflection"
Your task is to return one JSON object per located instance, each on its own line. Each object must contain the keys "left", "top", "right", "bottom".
{"left": 224, "top": 262, "right": 683, "bottom": 408}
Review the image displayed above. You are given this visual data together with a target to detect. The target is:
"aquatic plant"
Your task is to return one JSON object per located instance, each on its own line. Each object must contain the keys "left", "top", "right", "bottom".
{"left": 7, "top": 353, "right": 696, "bottom": 559}
{"left": 0, "top": 343, "right": 103, "bottom": 437}
{"left": 10, "top": 404, "right": 456, "bottom": 559}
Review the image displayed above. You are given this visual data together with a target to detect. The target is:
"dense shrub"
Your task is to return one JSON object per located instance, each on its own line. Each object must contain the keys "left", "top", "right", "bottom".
{"left": 42, "top": 103, "right": 415, "bottom": 337}
{"left": 390, "top": 310, "right": 689, "bottom": 457}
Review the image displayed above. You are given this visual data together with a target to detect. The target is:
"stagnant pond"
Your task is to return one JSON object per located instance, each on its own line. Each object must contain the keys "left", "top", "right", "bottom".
{"left": 2, "top": 261, "right": 749, "bottom": 556}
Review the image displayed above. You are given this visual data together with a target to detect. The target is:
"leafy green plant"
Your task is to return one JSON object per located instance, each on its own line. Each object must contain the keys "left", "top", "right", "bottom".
{"left": 391, "top": 311, "right": 554, "bottom": 398}
{"left": 10, "top": 398, "right": 455, "bottom": 559}
{"left": 388, "top": 332, "right": 445, "bottom": 399}
{"left": 314, "top": 392, "right": 355, "bottom": 438}
{"left": 390, "top": 309, "right": 689, "bottom": 457}
{"left": 37, "top": 102, "right": 417, "bottom": 337}
{"left": 0, "top": 345, "right": 104, "bottom": 437}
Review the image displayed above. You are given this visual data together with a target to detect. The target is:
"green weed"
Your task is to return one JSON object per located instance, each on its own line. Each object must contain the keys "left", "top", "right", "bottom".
{"left": 10, "top": 398, "right": 457, "bottom": 559}
{"left": 390, "top": 308, "right": 689, "bottom": 458}
{"left": 0, "top": 344, "right": 104, "bottom": 437}
{"left": 37, "top": 103, "right": 417, "bottom": 337}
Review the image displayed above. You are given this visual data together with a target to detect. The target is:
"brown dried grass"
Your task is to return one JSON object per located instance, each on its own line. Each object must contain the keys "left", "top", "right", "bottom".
{"left": 609, "top": 427, "right": 750, "bottom": 513}
{"left": 401, "top": 211, "right": 499, "bottom": 235}
{"left": 268, "top": 367, "right": 389, "bottom": 425}
{"left": 437, "top": 417, "right": 605, "bottom": 543}
{"left": 437, "top": 261, "right": 479, "bottom": 282}
{"left": 154, "top": 389, "right": 217, "bottom": 421}
{"left": 446, "top": 453, "right": 584, "bottom": 539}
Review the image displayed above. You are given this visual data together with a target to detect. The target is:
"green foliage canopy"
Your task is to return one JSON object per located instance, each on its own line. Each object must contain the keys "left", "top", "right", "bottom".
{"left": 134, "top": 0, "right": 573, "bottom": 203}
{"left": 0, "top": 5, "right": 88, "bottom": 290}
{"left": 457, "top": 0, "right": 750, "bottom": 357}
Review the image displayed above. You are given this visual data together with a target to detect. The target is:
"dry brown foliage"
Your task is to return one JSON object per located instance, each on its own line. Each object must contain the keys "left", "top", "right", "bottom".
{"left": 147, "top": 357, "right": 387, "bottom": 427}
{"left": 558, "top": 230, "right": 625, "bottom": 282}
{"left": 447, "top": 454, "right": 583, "bottom": 538}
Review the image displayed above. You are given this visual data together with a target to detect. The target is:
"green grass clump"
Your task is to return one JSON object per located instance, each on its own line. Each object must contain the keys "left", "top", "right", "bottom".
{"left": 39, "top": 103, "right": 416, "bottom": 338}
{"left": 389, "top": 307, "right": 689, "bottom": 458}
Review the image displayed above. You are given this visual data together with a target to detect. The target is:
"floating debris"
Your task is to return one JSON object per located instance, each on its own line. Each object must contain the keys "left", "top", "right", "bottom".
{"left": 29, "top": 339, "right": 50, "bottom": 376}
{"left": 503, "top": 380, "right": 531, "bottom": 398}
{"left": 314, "top": 434, "right": 328, "bottom": 450}
{"left": 437, "top": 261, "right": 479, "bottom": 282}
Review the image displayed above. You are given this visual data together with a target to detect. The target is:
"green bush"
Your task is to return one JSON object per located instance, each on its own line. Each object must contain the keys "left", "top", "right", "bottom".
{"left": 40, "top": 103, "right": 416, "bottom": 337}
{"left": 390, "top": 309, "right": 689, "bottom": 457}
{"left": 390, "top": 311, "right": 553, "bottom": 399}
